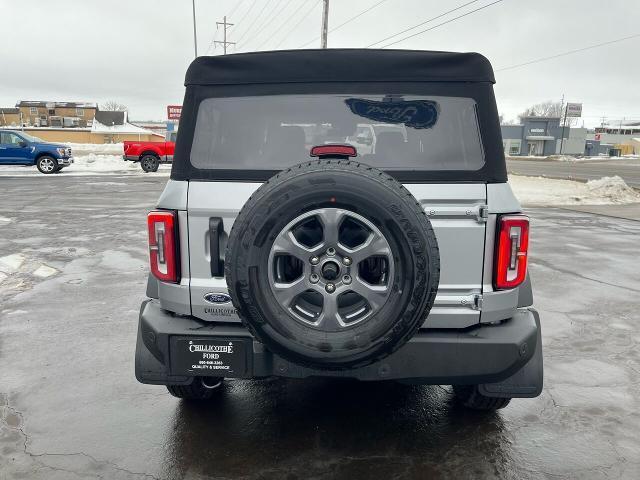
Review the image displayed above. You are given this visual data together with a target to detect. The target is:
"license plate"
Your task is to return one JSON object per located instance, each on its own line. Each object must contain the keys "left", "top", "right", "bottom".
{"left": 171, "top": 338, "right": 247, "bottom": 377}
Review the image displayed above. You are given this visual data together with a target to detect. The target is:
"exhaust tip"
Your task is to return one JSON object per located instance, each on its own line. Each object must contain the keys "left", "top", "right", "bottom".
{"left": 200, "top": 377, "right": 223, "bottom": 390}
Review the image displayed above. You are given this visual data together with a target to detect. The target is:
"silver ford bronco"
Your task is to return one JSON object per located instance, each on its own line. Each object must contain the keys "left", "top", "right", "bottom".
{"left": 135, "top": 49, "right": 542, "bottom": 410}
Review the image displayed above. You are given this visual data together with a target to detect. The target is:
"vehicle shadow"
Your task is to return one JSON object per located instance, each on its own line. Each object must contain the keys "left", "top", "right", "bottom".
{"left": 160, "top": 378, "right": 511, "bottom": 479}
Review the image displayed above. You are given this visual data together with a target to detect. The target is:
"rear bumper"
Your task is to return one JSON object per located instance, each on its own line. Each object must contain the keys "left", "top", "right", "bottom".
{"left": 135, "top": 300, "right": 542, "bottom": 396}
{"left": 123, "top": 155, "right": 138, "bottom": 162}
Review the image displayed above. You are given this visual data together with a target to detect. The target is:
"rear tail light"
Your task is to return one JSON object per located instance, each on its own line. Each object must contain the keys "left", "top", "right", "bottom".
{"left": 310, "top": 144, "right": 357, "bottom": 158}
{"left": 494, "top": 215, "right": 529, "bottom": 290}
{"left": 147, "top": 210, "right": 179, "bottom": 283}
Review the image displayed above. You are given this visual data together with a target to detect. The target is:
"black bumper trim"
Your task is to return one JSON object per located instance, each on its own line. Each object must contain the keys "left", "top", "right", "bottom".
{"left": 135, "top": 299, "right": 541, "bottom": 389}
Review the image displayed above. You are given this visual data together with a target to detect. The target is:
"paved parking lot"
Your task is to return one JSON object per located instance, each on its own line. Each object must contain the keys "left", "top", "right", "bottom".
{"left": 1, "top": 175, "right": 639, "bottom": 479}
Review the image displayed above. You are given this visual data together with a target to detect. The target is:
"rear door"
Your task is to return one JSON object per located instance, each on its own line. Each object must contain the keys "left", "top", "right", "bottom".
{"left": 187, "top": 182, "right": 486, "bottom": 329}
{"left": 0, "top": 132, "right": 29, "bottom": 164}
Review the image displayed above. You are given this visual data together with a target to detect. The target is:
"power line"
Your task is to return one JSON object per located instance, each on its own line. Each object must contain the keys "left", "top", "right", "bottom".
{"left": 227, "top": 0, "right": 248, "bottom": 19}
{"left": 230, "top": 0, "right": 258, "bottom": 33}
{"left": 246, "top": 0, "right": 296, "bottom": 50}
{"left": 267, "top": 0, "right": 318, "bottom": 50}
{"left": 244, "top": 0, "right": 289, "bottom": 50}
{"left": 378, "top": 0, "right": 505, "bottom": 48}
{"left": 236, "top": 0, "right": 273, "bottom": 45}
{"left": 273, "top": 0, "right": 322, "bottom": 49}
{"left": 366, "top": 0, "right": 481, "bottom": 48}
{"left": 298, "top": 0, "right": 391, "bottom": 49}
{"left": 495, "top": 32, "right": 640, "bottom": 72}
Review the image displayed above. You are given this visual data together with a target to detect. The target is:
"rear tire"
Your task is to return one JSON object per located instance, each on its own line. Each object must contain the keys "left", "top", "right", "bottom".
{"left": 452, "top": 385, "right": 511, "bottom": 411}
{"left": 166, "top": 377, "right": 223, "bottom": 400}
{"left": 140, "top": 154, "right": 160, "bottom": 173}
{"left": 36, "top": 156, "right": 58, "bottom": 174}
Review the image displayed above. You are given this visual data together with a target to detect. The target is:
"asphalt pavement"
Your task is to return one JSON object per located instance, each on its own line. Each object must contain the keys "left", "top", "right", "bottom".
{"left": 507, "top": 157, "right": 640, "bottom": 188}
{"left": 1, "top": 175, "right": 639, "bottom": 479}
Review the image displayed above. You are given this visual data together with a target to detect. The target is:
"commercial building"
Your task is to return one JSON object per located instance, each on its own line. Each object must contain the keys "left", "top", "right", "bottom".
{"left": 590, "top": 123, "right": 640, "bottom": 154}
{"left": 501, "top": 116, "right": 585, "bottom": 156}
{"left": 0, "top": 100, "right": 163, "bottom": 143}
{"left": 0, "top": 108, "right": 21, "bottom": 127}
{"left": 16, "top": 100, "right": 98, "bottom": 128}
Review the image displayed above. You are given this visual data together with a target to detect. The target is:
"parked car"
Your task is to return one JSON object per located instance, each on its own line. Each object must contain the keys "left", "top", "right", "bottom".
{"left": 135, "top": 50, "right": 543, "bottom": 411}
{"left": 0, "top": 130, "right": 73, "bottom": 174}
{"left": 123, "top": 131, "right": 176, "bottom": 172}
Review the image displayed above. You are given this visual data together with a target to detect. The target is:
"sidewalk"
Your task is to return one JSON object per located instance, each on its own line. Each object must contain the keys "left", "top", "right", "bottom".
{"left": 556, "top": 203, "right": 640, "bottom": 221}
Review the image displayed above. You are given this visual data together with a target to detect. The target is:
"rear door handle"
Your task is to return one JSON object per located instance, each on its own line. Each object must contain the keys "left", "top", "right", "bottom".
{"left": 209, "top": 217, "right": 224, "bottom": 277}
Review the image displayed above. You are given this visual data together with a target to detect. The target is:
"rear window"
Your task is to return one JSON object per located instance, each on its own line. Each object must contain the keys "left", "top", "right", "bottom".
{"left": 190, "top": 94, "right": 484, "bottom": 172}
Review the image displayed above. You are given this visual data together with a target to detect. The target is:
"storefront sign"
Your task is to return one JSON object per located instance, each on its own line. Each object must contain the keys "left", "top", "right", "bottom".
{"left": 167, "top": 105, "right": 182, "bottom": 120}
{"left": 566, "top": 103, "right": 582, "bottom": 118}
{"left": 530, "top": 128, "right": 545, "bottom": 133}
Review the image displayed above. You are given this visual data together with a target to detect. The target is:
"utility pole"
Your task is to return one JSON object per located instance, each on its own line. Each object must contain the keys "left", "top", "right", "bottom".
{"left": 560, "top": 102, "right": 568, "bottom": 155}
{"left": 321, "top": 0, "right": 329, "bottom": 48}
{"left": 214, "top": 16, "right": 236, "bottom": 55}
{"left": 192, "top": 0, "right": 198, "bottom": 58}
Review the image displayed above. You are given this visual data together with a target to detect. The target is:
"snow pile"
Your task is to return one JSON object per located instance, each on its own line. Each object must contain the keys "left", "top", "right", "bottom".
{"left": 510, "top": 175, "right": 640, "bottom": 206}
{"left": 65, "top": 143, "right": 124, "bottom": 156}
{"left": 73, "top": 153, "right": 139, "bottom": 173}
{"left": 547, "top": 155, "right": 580, "bottom": 162}
{"left": 585, "top": 176, "right": 640, "bottom": 203}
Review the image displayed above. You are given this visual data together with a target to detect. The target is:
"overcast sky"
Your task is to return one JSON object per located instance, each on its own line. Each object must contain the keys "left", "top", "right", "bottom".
{"left": 2, "top": 0, "right": 638, "bottom": 127}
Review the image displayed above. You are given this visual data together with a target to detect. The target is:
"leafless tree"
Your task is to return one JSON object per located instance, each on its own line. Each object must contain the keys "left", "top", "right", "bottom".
{"left": 101, "top": 100, "right": 128, "bottom": 112}
{"left": 518, "top": 100, "right": 577, "bottom": 126}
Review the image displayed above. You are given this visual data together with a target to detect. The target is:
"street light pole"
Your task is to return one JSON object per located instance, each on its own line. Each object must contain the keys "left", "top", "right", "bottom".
{"left": 321, "top": 0, "right": 329, "bottom": 48}
{"left": 192, "top": 0, "right": 198, "bottom": 58}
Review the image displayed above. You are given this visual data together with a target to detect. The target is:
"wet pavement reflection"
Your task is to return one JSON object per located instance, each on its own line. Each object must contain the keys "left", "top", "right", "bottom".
{"left": 163, "top": 378, "right": 510, "bottom": 479}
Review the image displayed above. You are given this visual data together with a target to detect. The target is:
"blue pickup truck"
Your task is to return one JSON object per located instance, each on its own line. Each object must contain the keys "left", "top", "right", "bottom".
{"left": 0, "top": 130, "right": 74, "bottom": 174}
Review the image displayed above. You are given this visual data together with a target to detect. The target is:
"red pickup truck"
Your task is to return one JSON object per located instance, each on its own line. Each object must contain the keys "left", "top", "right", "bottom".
{"left": 123, "top": 131, "right": 176, "bottom": 172}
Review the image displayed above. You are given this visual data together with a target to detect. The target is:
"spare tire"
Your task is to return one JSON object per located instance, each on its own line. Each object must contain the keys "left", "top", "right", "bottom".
{"left": 225, "top": 160, "right": 439, "bottom": 370}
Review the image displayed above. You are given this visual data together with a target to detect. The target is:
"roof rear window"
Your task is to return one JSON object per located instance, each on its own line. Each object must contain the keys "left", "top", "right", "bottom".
{"left": 190, "top": 94, "right": 484, "bottom": 172}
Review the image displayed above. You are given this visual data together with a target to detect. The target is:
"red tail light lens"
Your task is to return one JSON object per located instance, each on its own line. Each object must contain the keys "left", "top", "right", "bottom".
{"left": 310, "top": 144, "right": 357, "bottom": 158}
{"left": 147, "top": 210, "right": 179, "bottom": 283}
{"left": 494, "top": 215, "right": 529, "bottom": 290}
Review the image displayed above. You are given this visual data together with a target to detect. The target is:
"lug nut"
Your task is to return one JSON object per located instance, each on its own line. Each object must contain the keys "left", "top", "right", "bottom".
{"left": 325, "top": 283, "right": 335, "bottom": 293}
{"left": 310, "top": 256, "right": 319, "bottom": 265}
{"left": 342, "top": 257, "right": 352, "bottom": 266}
{"left": 309, "top": 274, "right": 319, "bottom": 284}
{"left": 342, "top": 275, "right": 351, "bottom": 285}
{"left": 326, "top": 247, "right": 336, "bottom": 256}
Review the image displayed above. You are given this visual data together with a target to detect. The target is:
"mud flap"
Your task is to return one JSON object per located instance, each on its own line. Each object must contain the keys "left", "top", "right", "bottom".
{"left": 135, "top": 300, "right": 193, "bottom": 386}
{"left": 478, "top": 310, "right": 543, "bottom": 398}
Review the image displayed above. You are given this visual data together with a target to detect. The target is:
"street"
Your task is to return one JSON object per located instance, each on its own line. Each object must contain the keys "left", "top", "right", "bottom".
{"left": 1, "top": 175, "right": 639, "bottom": 479}
{"left": 507, "top": 157, "right": 640, "bottom": 189}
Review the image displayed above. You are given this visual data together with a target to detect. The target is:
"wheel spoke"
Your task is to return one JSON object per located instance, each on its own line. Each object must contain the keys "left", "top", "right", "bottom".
{"left": 349, "top": 279, "right": 390, "bottom": 310}
{"left": 272, "top": 277, "right": 310, "bottom": 306}
{"left": 272, "top": 230, "right": 322, "bottom": 262}
{"left": 346, "top": 232, "right": 391, "bottom": 264}
{"left": 315, "top": 209, "right": 346, "bottom": 246}
{"left": 316, "top": 294, "right": 343, "bottom": 330}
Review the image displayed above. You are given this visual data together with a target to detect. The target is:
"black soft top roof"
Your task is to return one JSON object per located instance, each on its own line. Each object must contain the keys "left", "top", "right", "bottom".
{"left": 185, "top": 49, "right": 495, "bottom": 86}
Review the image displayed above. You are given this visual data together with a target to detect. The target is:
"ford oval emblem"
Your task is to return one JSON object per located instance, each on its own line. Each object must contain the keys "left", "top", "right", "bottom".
{"left": 203, "top": 293, "right": 232, "bottom": 304}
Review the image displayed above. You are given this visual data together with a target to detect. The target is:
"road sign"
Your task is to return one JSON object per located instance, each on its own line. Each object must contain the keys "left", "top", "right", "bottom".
{"left": 167, "top": 105, "right": 182, "bottom": 120}
{"left": 566, "top": 103, "right": 582, "bottom": 118}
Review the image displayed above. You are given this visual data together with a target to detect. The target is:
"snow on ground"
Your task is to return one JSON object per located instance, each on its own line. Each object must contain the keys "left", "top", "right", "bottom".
{"left": 0, "top": 153, "right": 170, "bottom": 176}
{"left": 0, "top": 253, "right": 26, "bottom": 273}
{"left": 65, "top": 142, "right": 124, "bottom": 156}
{"left": 32, "top": 264, "right": 58, "bottom": 278}
{"left": 510, "top": 175, "right": 640, "bottom": 206}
